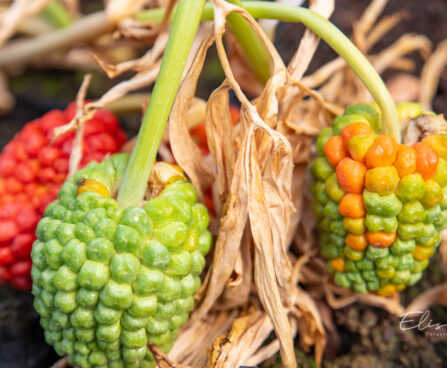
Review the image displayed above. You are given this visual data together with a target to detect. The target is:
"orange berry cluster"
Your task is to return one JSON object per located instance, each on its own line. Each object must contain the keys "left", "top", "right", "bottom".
{"left": 311, "top": 103, "right": 447, "bottom": 296}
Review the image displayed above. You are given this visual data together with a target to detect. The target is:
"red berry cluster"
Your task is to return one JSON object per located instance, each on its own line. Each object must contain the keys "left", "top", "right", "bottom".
{"left": 0, "top": 103, "right": 126, "bottom": 289}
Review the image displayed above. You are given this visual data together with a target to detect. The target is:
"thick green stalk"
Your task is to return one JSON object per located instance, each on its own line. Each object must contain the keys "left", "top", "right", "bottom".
{"left": 42, "top": 0, "right": 71, "bottom": 28}
{"left": 226, "top": 0, "right": 271, "bottom": 84}
{"left": 137, "top": 2, "right": 400, "bottom": 142}
{"left": 117, "top": 0, "right": 206, "bottom": 207}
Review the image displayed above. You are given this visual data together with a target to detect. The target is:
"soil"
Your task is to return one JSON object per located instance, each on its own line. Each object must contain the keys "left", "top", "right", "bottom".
{"left": 0, "top": 1, "right": 446, "bottom": 367}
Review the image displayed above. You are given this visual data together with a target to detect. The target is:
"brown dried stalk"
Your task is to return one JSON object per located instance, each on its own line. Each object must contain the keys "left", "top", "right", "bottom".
{"left": 0, "top": 11, "right": 115, "bottom": 68}
{"left": 67, "top": 73, "right": 92, "bottom": 178}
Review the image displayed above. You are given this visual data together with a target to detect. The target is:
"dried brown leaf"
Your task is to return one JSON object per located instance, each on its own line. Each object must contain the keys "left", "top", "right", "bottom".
{"left": 169, "top": 34, "right": 215, "bottom": 200}
{"left": 207, "top": 308, "right": 277, "bottom": 368}
{"left": 148, "top": 342, "right": 193, "bottom": 368}
{"left": 169, "top": 311, "right": 239, "bottom": 366}
{"left": 287, "top": 0, "right": 334, "bottom": 81}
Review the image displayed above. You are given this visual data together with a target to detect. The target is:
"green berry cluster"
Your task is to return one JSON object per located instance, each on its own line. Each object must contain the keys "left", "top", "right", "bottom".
{"left": 31, "top": 153, "right": 212, "bottom": 368}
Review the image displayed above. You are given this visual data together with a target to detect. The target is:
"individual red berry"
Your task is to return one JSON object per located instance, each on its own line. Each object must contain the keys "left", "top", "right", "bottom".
{"left": 9, "top": 259, "right": 32, "bottom": 277}
{"left": 10, "top": 234, "right": 34, "bottom": 259}
{"left": 0, "top": 220, "right": 18, "bottom": 244}
{"left": 38, "top": 146, "right": 60, "bottom": 166}
{"left": 4, "top": 177, "right": 23, "bottom": 194}
{"left": 24, "top": 130, "right": 46, "bottom": 157}
{"left": 16, "top": 162, "right": 36, "bottom": 183}
{"left": 54, "top": 157, "right": 69, "bottom": 174}
{"left": 86, "top": 133, "right": 117, "bottom": 153}
{"left": 0, "top": 246, "right": 14, "bottom": 264}
{"left": 16, "top": 206, "right": 39, "bottom": 232}
{"left": 0, "top": 155, "right": 15, "bottom": 177}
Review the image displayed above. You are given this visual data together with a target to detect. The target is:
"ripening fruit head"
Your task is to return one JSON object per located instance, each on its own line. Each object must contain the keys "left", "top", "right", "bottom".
{"left": 31, "top": 153, "right": 212, "bottom": 368}
{"left": 311, "top": 102, "right": 447, "bottom": 297}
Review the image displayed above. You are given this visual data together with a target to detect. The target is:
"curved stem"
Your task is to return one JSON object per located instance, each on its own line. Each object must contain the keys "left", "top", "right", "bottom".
{"left": 117, "top": 0, "right": 206, "bottom": 207}
{"left": 137, "top": 2, "right": 400, "bottom": 142}
{"left": 226, "top": 0, "right": 271, "bottom": 84}
{"left": 42, "top": 0, "right": 72, "bottom": 28}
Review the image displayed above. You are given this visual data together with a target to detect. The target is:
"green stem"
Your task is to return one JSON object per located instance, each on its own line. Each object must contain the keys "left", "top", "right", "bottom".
{"left": 226, "top": 0, "right": 271, "bottom": 84}
{"left": 137, "top": 1, "right": 400, "bottom": 142}
{"left": 117, "top": 0, "right": 206, "bottom": 207}
{"left": 42, "top": 0, "right": 72, "bottom": 28}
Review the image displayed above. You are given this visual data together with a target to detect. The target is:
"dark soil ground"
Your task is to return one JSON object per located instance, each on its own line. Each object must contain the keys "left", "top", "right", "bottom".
{"left": 0, "top": 1, "right": 446, "bottom": 367}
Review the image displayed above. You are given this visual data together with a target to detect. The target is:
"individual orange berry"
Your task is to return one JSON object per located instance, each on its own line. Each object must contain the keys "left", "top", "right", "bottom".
{"left": 377, "top": 284, "right": 396, "bottom": 297}
{"left": 365, "top": 166, "right": 400, "bottom": 195}
{"left": 366, "top": 231, "right": 396, "bottom": 247}
{"left": 413, "top": 142, "right": 439, "bottom": 180}
{"left": 330, "top": 258, "right": 345, "bottom": 272}
{"left": 345, "top": 233, "right": 367, "bottom": 251}
{"left": 339, "top": 193, "right": 365, "bottom": 218}
{"left": 336, "top": 158, "right": 366, "bottom": 194}
{"left": 324, "top": 136, "right": 348, "bottom": 167}
{"left": 365, "top": 135, "right": 398, "bottom": 168}
{"left": 341, "top": 122, "right": 374, "bottom": 150}
{"left": 394, "top": 145, "right": 417, "bottom": 177}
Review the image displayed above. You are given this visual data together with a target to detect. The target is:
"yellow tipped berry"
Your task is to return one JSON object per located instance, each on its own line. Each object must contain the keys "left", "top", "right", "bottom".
{"left": 348, "top": 134, "right": 377, "bottom": 163}
{"left": 365, "top": 166, "right": 400, "bottom": 195}
{"left": 330, "top": 258, "right": 345, "bottom": 272}
{"left": 343, "top": 217, "right": 365, "bottom": 235}
{"left": 412, "top": 245, "right": 434, "bottom": 261}
{"left": 76, "top": 179, "right": 110, "bottom": 197}
{"left": 376, "top": 268, "right": 395, "bottom": 279}
{"left": 377, "top": 284, "right": 396, "bottom": 297}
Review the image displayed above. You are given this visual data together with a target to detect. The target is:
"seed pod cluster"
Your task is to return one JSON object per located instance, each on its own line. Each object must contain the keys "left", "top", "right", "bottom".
{"left": 31, "top": 153, "right": 212, "bottom": 368}
{"left": 0, "top": 103, "right": 126, "bottom": 289}
{"left": 311, "top": 103, "right": 447, "bottom": 296}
